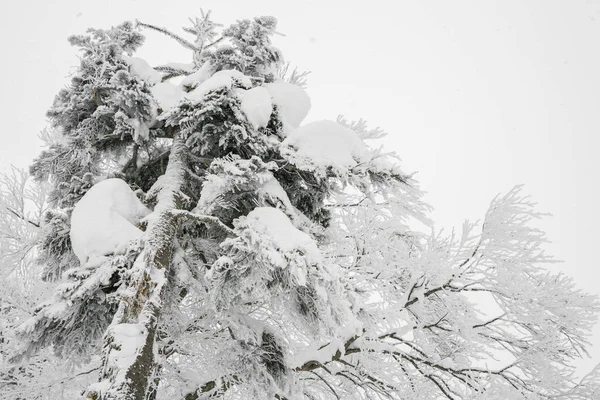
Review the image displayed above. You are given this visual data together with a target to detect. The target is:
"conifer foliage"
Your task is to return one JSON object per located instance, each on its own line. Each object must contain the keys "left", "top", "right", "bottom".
{"left": 2, "top": 12, "right": 599, "bottom": 400}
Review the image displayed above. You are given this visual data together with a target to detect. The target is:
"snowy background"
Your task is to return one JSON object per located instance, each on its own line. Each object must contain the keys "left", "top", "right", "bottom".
{"left": 1, "top": 0, "right": 599, "bottom": 376}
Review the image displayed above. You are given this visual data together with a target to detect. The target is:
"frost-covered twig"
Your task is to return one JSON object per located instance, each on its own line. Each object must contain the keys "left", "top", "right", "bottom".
{"left": 169, "top": 209, "right": 235, "bottom": 235}
{"left": 136, "top": 21, "right": 199, "bottom": 52}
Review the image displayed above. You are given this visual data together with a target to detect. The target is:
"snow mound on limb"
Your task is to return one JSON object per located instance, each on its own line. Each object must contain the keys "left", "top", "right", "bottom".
{"left": 158, "top": 61, "right": 194, "bottom": 74}
{"left": 121, "top": 55, "right": 190, "bottom": 112}
{"left": 180, "top": 61, "right": 214, "bottom": 89}
{"left": 151, "top": 82, "right": 186, "bottom": 111}
{"left": 264, "top": 81, "right": 310, "bottom": 135}
{"left": 70, "top": 178, "right": 150, "bottom": 265}
{"left": 280, "top": 120, "right": 406, "bottom": 178}
{"left": 123, "top": 60, "right": 254, "bottom": 113}
{"left": 280, "top": 120, "right": 368, "bottom": 176}
{"left": 366, "top": 149, "right": 406, "bottom": 176}
{"left": 186, "top": 69, "right": 252, "bottom": 102}
{"left": 152, "top": 69, "right": 256, "bottom": 113}
{"left": 257, "top": 174, "right": 323, "bottom": 236}
{"left": 236, "top": 86, "right": 273, "bottom": 129}
{"left": 258, "top": 174, "right": 294, "bottom": 212}
{"left": 242, "top": 207, "right": 321, "bottom": 285}
{"left": 122, "top": 55, "right": 163, "bottom": 85}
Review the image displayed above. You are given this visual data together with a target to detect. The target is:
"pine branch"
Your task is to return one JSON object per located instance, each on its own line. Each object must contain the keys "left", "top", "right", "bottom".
{"left": 170, "top": 210, "right": 235, "bottom": 235}
{"left": 5, "top": 206, "right": 40, "bottom": 228}
{"left": 136, "top": 21, "right": 200, "bottom": 52}
{"left": 153, "top": 65, "right": 191, "bottom": 76}
{"left": 277, "top": 62, "right": 310, "bottom": 88}
{"left": 203, "top": 36, "right": 224, "bottom": 50}
{"left": 59, "top": 367, "right": 100, "bottom": 385}
{"left": 121, "top": 144, "right": 139, "bottom": 175}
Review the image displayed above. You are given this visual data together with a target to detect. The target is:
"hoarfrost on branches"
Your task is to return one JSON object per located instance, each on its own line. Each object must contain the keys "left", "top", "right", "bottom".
{"left": 3, "top": 11, "right": 599, "bottom": 400}
{"left": 241, "top": 206, "right": 320, "bottom": 264}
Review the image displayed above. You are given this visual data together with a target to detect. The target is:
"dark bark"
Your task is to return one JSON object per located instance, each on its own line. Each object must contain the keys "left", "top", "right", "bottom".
{"left": 91, "top": 137, "right": 187, "bottom": 400}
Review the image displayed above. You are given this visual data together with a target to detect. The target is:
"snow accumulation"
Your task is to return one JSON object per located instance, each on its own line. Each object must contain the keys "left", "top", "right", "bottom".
{"left": 160, "top": 62, "right": 195, "bottom": 74}
{"left": 122, "top": 55, "right": 163, "bottom": 85}
{"left": 151, "top": 82, "right": 184, "bottom": 111}
{"left": 151, "top": 68, "right": 261, "bottom": 114}
{"left": 280, "top": 120, "right": 368, "bottom": 175}
{"left": 289, "top": 338, "right": 346, "bottom": 369}
{"left": 70, "top": 178, "right": 150, "bottom": 265}
{"left": 123, "top": 55, "right": 313, "bottom": 147}
{"left": 122, "top": 55, "right": 308, "bottom": 138}
{"left": 236, "top": 86, "right": 273, "bottom": 129}
{"left": 258, "top": 174, "right": 294, "bottom": 211}
{"left": 280, "top": 120, "right": 405, "bottom": 177}
{"left": 88, "top": 380, "right": 111, "bottom": 396}
{"left": 195, "top": 174, "right": 227, "bottom": 214}
{"left": 367, "top": 151, "right": 405, "bottom": 176}
{"left": 244, "top": 207, "right": 320, "bottom": 262}
{"left": 264, "top": 81, "right": 311, "bottom": 135}
{"left": 242, "top": 207, "right": 321, "bottom": 285}
{"left": 186, "top": 69, "right": 252, "bottom": 102}
{"left": 117, "top": 56, "right": 163, "bottom": 141}
{"left": 122, "top": 54, "right": 185, "bottom": 112}
{"left": 180, "top": 61, "right": 214, "bottom": 88}
{"left": 106, "top": 323, "right": 147, "bottom": 369}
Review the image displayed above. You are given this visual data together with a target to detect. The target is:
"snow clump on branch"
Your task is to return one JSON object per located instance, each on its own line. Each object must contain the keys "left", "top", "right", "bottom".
{"left": 70, "top": 178, "right": 150, "bottom": 265}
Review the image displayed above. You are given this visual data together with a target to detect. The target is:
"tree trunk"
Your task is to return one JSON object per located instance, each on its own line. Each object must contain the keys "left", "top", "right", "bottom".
{"left": 90, "top": 137, "right": 187, "bottom": 400}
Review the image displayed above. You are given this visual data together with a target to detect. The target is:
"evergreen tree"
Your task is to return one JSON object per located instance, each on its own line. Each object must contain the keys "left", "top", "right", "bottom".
{"left": 2, "top": 12, "right": 599, "bottom": 400}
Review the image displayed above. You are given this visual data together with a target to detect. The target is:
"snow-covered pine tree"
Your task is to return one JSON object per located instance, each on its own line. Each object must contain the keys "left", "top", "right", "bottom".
{"left": 4, "top": 11, "right": 600, "bottom": 400}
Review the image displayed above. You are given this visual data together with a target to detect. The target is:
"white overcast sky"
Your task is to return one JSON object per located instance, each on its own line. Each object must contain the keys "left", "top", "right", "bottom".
{"left": 1, "top": 0, "right": 599, "bottom": 375}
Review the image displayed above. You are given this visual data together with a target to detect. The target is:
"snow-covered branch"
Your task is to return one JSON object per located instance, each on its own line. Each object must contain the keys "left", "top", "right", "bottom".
{"left": 6, "top": 13, "right": 598, "bottom": 400}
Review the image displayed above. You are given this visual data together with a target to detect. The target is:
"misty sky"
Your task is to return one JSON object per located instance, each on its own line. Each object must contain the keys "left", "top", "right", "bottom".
{"left": 1, "top": 0, "right": 599, "bottom": 375}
